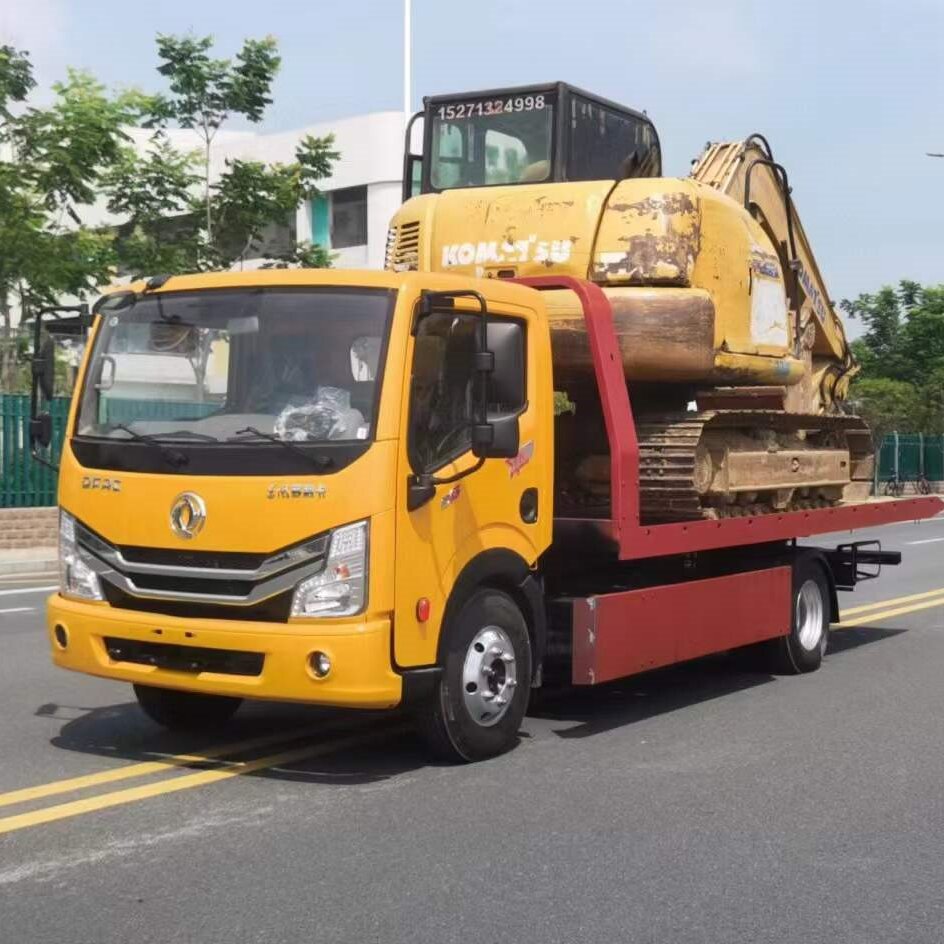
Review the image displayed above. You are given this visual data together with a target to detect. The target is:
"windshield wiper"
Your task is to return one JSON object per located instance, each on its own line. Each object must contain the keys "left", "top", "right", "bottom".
{"left": 107, "top": 423, "right": 188, "bottom": 469}
{"left": 229, "top": 426, "right": 334, "bottom": 469}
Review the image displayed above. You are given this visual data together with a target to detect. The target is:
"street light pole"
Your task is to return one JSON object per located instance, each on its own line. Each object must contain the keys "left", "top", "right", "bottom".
{"left": 404, "top": 0, "right": 412, "bottom": 124}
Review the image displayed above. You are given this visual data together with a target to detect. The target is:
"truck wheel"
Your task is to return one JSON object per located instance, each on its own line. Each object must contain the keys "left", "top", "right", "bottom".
{"left": 770, "top": 561, "right": 830, "bottom": 674}
{"left": 133, "top": 684, "right": 242, "bottom": 730}
{"left": 417, "top": 589, "right": 532, "bottom": 763}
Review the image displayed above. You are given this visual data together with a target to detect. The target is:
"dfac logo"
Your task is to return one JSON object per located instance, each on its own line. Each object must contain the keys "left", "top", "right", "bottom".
{"left": 169, "top": 492, "right": 207, "bottom": 540}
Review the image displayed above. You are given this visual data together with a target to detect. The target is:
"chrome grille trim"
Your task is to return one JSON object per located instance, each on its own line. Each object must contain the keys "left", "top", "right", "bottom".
{"left": 76, "top": 522, "right": 327, "bottom": 581}
{"left": 75, "top": 521, "right": 328, "bottom": 606}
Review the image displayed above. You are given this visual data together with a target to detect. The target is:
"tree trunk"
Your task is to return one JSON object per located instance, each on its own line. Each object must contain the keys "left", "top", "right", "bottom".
{"left": 0, "top": 286, "right": 14, "bottom": 393}
{"left": 204, "top": 141, "right": 212, "bottom": 244}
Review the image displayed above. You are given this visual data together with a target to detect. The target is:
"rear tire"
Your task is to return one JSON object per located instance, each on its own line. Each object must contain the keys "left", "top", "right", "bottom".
{"left": 133, "top": 684, "right": 242, "bottom": 730}
{"left": 417, "top": 589, "right": 532, "bottom": 763}
{"left": 770, "top": 559, "right": 830, "bottom": 674}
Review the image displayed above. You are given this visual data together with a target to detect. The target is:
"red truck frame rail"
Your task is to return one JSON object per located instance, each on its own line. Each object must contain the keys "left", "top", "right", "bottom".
{"left": 514, "top": 275, "right": 944, "bottom": 560}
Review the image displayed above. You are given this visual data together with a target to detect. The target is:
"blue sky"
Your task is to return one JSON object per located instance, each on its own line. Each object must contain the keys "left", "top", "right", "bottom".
{"left": 3, "top": 0, "right": 943, "bottom": 312}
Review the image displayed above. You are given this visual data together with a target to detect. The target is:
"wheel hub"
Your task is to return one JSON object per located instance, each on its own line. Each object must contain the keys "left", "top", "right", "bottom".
{"left": 796, "top": 579, "right": 825, "bottom": 651}
{"left": 461, "top": 626, "right": 518, "bottom": 727}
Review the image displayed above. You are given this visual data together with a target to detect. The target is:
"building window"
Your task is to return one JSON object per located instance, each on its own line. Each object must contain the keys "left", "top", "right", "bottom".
{"left": 330, "top": 186, "right": 368, "bottom": 248}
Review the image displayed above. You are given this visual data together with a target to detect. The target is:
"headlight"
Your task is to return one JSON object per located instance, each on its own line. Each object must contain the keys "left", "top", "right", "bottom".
{"left": 291, "top": 520, "right": 368, "bottom": 618}
{"left": 59, "top": 511, "right": 103, "bottom": 601}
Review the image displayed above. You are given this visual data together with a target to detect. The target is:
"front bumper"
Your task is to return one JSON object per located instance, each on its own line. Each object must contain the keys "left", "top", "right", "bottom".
{"left": 47, "top": 594, "right": 402, "bottom": 709}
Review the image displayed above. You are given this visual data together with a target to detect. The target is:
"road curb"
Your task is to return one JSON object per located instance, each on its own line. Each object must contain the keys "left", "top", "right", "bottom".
{"left": 0, "top": 554, "right": 57, "bottom": 578}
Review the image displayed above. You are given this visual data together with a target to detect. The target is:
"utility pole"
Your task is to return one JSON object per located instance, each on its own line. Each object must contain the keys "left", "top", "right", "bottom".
{"left": 404, "top": 0, "right": 412, "bottom": 125}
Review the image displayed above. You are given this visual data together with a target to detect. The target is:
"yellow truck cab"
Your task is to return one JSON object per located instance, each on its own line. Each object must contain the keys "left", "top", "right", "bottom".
{"left": 47, "top": 269, "right": 552, "bottom": 761}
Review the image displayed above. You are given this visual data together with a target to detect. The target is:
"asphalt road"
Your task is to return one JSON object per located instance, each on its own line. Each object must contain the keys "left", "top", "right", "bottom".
{"left": 2, "top": 516, "right": 944, "bottom": 944}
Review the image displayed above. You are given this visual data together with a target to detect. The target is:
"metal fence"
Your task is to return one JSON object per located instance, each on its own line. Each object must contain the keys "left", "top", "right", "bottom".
{"left": 1, "top": 395, "right": 70, "bottom": 507}
{"left": 877, "top": 433, "right": 944, "bottom": 485}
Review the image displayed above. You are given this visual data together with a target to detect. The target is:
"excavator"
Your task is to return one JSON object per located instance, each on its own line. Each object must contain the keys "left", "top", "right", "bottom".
{"left": 387, "top": 82, "right": 872, "bottom": 522}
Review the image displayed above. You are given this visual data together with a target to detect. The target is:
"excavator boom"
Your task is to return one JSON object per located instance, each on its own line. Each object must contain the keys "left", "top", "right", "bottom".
{"left": 691, "top": 136, "right": 857, "bottom": 400}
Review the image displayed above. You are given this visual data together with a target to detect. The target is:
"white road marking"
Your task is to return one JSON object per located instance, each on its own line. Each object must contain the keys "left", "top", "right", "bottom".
{"left": 0, "top": 585, "right": 56, "bottom": 597}
{"left": 906, "top": 537, "right": 944, "bottom": 545}
{"left": 0, "top": 607, "right": 34, "bottom": 615}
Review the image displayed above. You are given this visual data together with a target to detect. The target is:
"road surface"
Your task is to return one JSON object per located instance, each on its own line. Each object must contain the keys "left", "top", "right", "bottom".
{"left": 2, "top": 516, "right": 944, "bottom": 943}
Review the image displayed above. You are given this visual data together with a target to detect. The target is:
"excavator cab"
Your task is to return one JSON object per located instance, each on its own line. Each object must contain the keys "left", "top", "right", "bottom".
{"left": 403, "top": 82, "right": 662, "bottom": 201}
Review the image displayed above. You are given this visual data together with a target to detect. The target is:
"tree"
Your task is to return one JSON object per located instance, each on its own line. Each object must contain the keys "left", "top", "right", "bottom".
{"left": 0, "top": 46, "right": 142, "bottom": 389}
{"left": 109, "top": 34, "right": 338, "bottom": 275}
{"left": 847, "top": 378, "right": 924, "bottom": 445}
{"left": 842, "top": 280, "right": 944, "bottom": 434}
{"left": 148, "top": 34, "right": 281, "bottom": 244}
{"left": 102, "top": 133, "right": 202, "bottom": 277}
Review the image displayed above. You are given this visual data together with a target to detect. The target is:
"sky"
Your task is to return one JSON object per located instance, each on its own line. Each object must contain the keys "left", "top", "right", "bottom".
{"left": 2, "top": 0, "right": 943, "bottom": 317}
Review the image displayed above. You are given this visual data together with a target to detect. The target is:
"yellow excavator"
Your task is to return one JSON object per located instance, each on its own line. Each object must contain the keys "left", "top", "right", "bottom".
{"left": 388, "top": 82, "right": 872, "bottom": 521}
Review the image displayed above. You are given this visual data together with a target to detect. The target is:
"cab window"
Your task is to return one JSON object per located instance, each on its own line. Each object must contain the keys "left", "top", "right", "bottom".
{"left": 567, "top": 96, "right": 661, "bottom": 181}
{"left": 409, "top": 312, "right": 479, "bottom": 471}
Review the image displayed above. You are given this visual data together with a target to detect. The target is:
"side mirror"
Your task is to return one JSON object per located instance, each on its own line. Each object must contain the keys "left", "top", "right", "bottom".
{"left": 485, "top": 321, "right": 525, "bottom": 407}
{"left": 30, "top": 412, "right": 53, "bottom": 449}
{"left": 470, "top": 321, "right": 524, "bottom": 460}
{"left": 472, "top": 412, "right": 520, "bottom": 460}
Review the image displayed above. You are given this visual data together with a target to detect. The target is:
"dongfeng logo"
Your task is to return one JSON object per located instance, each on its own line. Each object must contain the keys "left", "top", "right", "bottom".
{"left": 170, "top": 492, "right": 207, "bottom": 540}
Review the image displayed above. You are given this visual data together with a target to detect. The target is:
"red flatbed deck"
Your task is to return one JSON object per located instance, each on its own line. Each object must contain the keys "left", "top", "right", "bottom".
{"left": 555, "top": 495, "right": 944, "bottom": 561}
{"left": 515, "top": 275, "right": 944, "bottom": 561}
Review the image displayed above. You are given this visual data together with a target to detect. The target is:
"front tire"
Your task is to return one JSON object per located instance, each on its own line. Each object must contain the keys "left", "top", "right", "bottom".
{"left": 770, "top": 559, "right": 830, "bottom": 674}
{"left": 417, "top": 589, "right": 532, "bottom": 762}
{"left": 133, "top": 684, "right": 242, "bottom": 730}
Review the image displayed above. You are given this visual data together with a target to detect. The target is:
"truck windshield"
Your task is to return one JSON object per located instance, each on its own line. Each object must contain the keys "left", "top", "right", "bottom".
{"left": 430, "top": 92, "right": 554, "bottom": 190}
{"left": 76, "top": 287, "right": 393, "bottom": 446}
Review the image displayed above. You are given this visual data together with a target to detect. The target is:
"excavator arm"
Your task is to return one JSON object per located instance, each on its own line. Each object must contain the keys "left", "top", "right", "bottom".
{"left": 691, "top": 136, "right": 858, "bottom": 407}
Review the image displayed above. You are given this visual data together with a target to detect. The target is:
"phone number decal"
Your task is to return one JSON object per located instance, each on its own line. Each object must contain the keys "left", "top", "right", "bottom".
{"left": 437, "top": 94, "right": 547, "bottom": 120}
{"left": 441, "top": 235, "right": 573, "bottom": 268}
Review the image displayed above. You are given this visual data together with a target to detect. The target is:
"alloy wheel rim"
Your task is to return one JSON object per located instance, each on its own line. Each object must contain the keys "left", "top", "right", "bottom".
{"left": 796, "top": 579, "right": 825, "bottom": 651}
{"left": 461, "top": 626, "right": 518, "bottom": 727}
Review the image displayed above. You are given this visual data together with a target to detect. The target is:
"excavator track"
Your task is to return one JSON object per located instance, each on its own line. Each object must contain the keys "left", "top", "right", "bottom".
{"left": 637, "top": 410, "right": 873, "bottom": 523}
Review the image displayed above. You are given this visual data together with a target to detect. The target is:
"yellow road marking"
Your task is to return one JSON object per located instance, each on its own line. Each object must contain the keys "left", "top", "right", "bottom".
{"left": 0, "top": 722, "right": 347, "bottom": 810}
{"left": 840, "top": 587, "right": 944, "bottom": 618}
{"left": 0, "top": 726, "right": 402, "bottom": 836}
{"left": 835, "top": 596, "right": 944, "bottom": 629}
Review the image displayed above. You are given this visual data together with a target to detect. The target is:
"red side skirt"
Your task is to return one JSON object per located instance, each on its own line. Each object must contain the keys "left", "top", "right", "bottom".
{"left": 571, "top": 566, "right": 792, "bottom": 685}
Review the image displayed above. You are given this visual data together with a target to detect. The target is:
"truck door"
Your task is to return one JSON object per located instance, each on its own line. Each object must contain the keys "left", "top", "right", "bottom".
{"left": 393, "top": 299, "right": 548, "bottom": 669}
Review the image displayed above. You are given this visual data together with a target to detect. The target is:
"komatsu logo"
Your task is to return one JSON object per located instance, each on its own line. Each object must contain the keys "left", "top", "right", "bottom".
{"left": 796, "top": 262, "right": 829, "bottom": 322}
{"left": 441, "top": 236, "right": 573, "bottom": 268}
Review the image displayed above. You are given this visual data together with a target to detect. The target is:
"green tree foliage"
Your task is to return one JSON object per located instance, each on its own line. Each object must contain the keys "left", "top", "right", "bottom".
{"left": 842, "top": 280, "right": 944, "bottom": 433}
{"left": 0, "top": 45, "right": 142, "bottom": 388}
{"left": 0, "top": 37, "right": 338, "bottom": 391}
{"left": 110, "top": 33, "right": 338, "bottom": 274}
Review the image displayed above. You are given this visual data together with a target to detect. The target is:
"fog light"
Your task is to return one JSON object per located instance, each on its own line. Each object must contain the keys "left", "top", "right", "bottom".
{"left": 309, "top": 651, "right": 332, "bottom": 678}
{"left": 54, "top": 624, "right": 68, "bottom": 649}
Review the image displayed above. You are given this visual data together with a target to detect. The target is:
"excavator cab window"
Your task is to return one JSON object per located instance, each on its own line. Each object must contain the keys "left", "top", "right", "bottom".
{"left": 414, "top": 83, "right": 662, "bottom": 198}
{"left": 429, "top": 93, "right": 556, "bottom": 190}
{"left": 566, "top": 94, "right": 661, "bottom": 181}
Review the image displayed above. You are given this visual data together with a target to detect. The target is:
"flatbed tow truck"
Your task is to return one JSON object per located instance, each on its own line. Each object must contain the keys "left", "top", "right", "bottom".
{"left": 31, "top": 270, "right": 942, "bottom": 761}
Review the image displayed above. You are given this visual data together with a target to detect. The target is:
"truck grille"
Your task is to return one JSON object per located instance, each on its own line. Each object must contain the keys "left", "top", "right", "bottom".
{"left": 385, "top": 220, "right": 420, "bottom": 271}
{"left": 75, "top": 519, "right": 328, "bottom": 610}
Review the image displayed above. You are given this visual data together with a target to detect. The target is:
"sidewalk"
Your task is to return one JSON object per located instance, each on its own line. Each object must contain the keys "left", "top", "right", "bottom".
{"left": 0, "top": 546, "right": 58, "bottom": 578}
